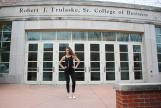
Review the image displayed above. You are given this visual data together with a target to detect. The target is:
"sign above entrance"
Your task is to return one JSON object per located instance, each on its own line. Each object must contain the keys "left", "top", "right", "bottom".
{"left": 18, "top": 6, "right": 148, "bottom": 17}
{"left": 0, "top": 5, "right": 161, "bottom": 22}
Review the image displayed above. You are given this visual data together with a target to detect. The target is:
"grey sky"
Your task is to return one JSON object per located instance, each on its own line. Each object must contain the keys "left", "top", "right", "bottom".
{"left": 89, "top": 0, "right": 161, "bottom": 7}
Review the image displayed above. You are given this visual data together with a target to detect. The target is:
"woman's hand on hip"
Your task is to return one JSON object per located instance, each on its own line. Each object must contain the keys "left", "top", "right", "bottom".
{"left": 72, "top": 66, "right": 77, "bottom": 69}
{"left": 63, "top": 66, "right": 67, "bottom": 69}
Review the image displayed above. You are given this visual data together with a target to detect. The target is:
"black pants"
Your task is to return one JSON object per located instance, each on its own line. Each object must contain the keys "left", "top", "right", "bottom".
{"left": 64, "top": 68, "right": 76, "bottom": 93}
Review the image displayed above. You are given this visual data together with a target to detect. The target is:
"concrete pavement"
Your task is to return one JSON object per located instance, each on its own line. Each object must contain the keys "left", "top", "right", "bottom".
{"left": 0, "top": 84, "right": 116, "bottom": 108}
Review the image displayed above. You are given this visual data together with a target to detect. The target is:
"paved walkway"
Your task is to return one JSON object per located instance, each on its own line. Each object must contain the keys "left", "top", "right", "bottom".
{"left": 0, "top": 84, "right": 116, "bottom": 108}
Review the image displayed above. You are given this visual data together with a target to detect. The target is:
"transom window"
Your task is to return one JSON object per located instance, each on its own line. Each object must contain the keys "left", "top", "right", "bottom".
{"left": 27, "top": 31, "right": 142, "bottom": 42}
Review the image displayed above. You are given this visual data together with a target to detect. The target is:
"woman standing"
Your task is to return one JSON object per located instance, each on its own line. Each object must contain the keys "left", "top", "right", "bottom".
{"left": 59, "top": 47, "right": 80, "bottom": 99}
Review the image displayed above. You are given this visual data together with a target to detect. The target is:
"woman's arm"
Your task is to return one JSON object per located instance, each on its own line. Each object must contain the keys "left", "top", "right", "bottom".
{"left": 59, "top": 56, "right": 65, "bottom": 69}
{"left": 73, "top": 55, "right": 80, "bottom": 68}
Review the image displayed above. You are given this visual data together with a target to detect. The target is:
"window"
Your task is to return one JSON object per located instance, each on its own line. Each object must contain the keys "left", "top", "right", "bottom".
{"left": 57, "top": 32, "right": 71, "bottom": 40}
{"left": 102, "top": 32, "right": 116, "bottom": 41}
{"left": 88, "top": 32, "right": 101, "bottom": 41}
{"left": 0, "top": 22, "right": 12, "bottom": 73}
{"left": 72, "top": 32, "right": 86, "bottom": 40}
{"left": 130, "top": 33, "right": 142, "bottom": 42}
{"left": 27, "top": 31, "right": 142, "bottom": 42}
{"left": 117, "top": 32, "right": 129, "bottom": 42}
{"left": 155, "top": 26, "right": 161, "bottom": 72}
{"left": 27, "top": 32, "right": 41, "bottom": 41}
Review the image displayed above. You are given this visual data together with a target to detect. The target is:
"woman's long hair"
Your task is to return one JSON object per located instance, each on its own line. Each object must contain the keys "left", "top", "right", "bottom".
{"left": 65, "top": 47, "right": 75, "bottom": 56}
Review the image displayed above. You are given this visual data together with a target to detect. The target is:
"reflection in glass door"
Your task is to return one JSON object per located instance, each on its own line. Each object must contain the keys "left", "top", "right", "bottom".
{"left": 132, "top": 45, "right": 143, "bottom": 80}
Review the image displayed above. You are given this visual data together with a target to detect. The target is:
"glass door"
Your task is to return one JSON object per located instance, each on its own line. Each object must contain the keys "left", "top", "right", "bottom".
{"left": 73, "top": 42, "right": 88, "bottom": 84}
{"left": 103, "top": 43, "right": 116, "bottom": 82}
{"left": 58, "top": 43, "right": 69, "bottom": 84}
{"left": 132, "top": 44, "right": 143, "bottom": 82}
{"left": 88, "top": 43, "right": 102, "bottom": 84}
{"left": 118, "top": 44, "right": 131, "bottom": 81}
{"left": 117, "top": 43, "right": 144, "bottom": 82}
{"left": 25, "top": 42, "right": 57, "bottom": 84}
{"left": 25, "top": 42, "right": 40, "bottom": 84}
{"left": 41, "top": 42, "right": 56, "bottom": 84}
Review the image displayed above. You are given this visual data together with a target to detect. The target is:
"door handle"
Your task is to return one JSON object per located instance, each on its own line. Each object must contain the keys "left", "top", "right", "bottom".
{"left": 84, "top": 67, "right": 87, "bottom": 73}
{"left": 37, "top": 67, "right": 39, "bottom": 72}
{"left": 104, "top": 67, "right": 106, "bottom": 72}
{"left": 52, "top": 67, "right": 55, "bottom": 72}
{"left": 88, "top": 67, "right": 91, "bottom": 72}
{"left": 119, "top": 67, "right": 121, "bottom": 72}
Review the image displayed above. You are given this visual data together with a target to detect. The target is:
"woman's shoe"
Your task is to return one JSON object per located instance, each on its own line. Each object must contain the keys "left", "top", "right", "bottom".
{"left": 72, "top": 93, "right": 76, "bottom": 99}
{"left": 67, "top": 93, "right": 72, "bottom": 99}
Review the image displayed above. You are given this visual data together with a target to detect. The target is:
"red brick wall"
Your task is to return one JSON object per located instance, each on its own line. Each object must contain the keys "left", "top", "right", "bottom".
{"left": 116, "top": 90, "right": 161, "bottom": 108}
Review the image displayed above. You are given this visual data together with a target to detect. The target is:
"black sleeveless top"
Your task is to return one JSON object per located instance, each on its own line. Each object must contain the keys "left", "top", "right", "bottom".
{"left": 64, "top": 55, "right": 74, "bottom": 69}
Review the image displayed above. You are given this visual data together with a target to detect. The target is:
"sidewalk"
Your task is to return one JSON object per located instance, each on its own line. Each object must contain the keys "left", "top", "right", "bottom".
{"left": 0, "top": 84, "right": 116, "bottom": 108}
